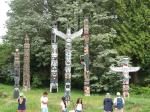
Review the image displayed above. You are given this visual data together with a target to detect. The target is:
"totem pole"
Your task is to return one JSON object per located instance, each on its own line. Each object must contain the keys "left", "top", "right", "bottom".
{"left": 83, "top": 18, "right": 90, "bottom": 96}
{"left": 110, "top": 58, "right": 140, "bottom": 99}
{"left": 43, "top": 0, "right": 58, "bottom": 92}
{"left": 50, "top": 25, "right": 58, "bottom": 92}
{"left": 13, "top": 49, "right": 20, "bottom": 99}
{"left": 23, "top": 34, "right": 30, "bottom": 91}
{"left": 53, "top": 27, "right": 83, "bottom": 101}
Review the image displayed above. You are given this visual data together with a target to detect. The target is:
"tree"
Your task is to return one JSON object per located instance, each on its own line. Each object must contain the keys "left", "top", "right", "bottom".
{"left": 113, "top": 0, "right": 150, "bottom": 68}
{"left": 0, "top": 42, "right": 13, "bottom": 83}
{"left": 113, "top": 0, "right": 150, "bottom": 84}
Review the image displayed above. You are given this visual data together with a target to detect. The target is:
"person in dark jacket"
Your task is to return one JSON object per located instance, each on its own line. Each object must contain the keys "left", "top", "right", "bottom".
{"left": 103, "top": 93, "right": 113, "bottom": 112}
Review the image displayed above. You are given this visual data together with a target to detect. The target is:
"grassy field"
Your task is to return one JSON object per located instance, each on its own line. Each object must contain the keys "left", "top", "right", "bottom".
{"left": 0, "top": 84, "right": 150, "bottom": 112}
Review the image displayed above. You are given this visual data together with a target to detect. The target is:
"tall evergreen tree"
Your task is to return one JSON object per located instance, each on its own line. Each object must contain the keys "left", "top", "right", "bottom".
{"left": 113, "top": 0, "right": 150, "bottom": 67}
{"left": 113, "top": 0, "right": 150, "bottom": 84}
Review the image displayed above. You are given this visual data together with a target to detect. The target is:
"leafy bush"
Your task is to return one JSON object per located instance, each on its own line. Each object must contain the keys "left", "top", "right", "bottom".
{"left": 32, "top": 75, "right": 42, "bottom": 88}
{"left": 130, "top": 84, "right": 150, "bottom": 96}
{"left": 144, "top": 75, "right": 150, "bottom": 87}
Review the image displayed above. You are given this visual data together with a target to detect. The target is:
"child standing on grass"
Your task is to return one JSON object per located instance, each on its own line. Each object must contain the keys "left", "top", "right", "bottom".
{"left": 41, "top": 92, "right": 48, "bottom": 112}
{"left": 17, "top": 92, "right": 26, "bottom": 112}
{"left": 75, "top": 98, "right": 83, "bottom": 112}
{"left": 60, "top": 96, "right": 68, "bottom": 112}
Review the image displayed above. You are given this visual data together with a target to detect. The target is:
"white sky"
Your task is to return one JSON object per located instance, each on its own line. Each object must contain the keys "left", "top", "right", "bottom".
{"left": 0, "top": 0, "right": 10, "bottom": 43}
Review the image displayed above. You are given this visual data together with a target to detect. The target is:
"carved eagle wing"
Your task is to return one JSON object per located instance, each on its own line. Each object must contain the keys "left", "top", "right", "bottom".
{"left": 70, "top": 29, "right": 83, "bottom": 40}
{"left": 53, "top": 28, "right": 66, "bottom": 40}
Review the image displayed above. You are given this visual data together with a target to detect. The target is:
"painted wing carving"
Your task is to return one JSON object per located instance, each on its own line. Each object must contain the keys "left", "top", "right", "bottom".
{"left": 110, "top": 67, "right": 123, "bottom": 72}
{"left": 127, "top": 67, "right": 140, "bottom": 72}
{"left": 53, "top": 28, "right": 66, "bottom": 40}
{"left": 70, "top": 29, "right": 83, "bottom": 40}
{"left": 110, "top": 67, "right": 140, "bottom": 72}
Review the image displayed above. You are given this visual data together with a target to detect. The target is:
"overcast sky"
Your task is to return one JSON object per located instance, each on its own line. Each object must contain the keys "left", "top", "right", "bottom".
{"left": 0, "top": 0, "right": 10, "bottom": 43}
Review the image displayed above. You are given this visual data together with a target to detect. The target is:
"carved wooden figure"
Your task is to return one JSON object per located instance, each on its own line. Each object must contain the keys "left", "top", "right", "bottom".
{"left": 23, "top": 34, "right": 30, "bottom": 91}
{"left": 50, "top": 26, "right": 58, "bottom": 93}
{"left": 83, "top": 18, "right": 90, "bottom": 96}
{"left": 53, "top": 27, "right": 83, "bottom": 101}
{"left": 13, "top": 49, "right": 20, "bottom": 98}
{"left": 110, "top": 58, "right": 140, "bottom": 99}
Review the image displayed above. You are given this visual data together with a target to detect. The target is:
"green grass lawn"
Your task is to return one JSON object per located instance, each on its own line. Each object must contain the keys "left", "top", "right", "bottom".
{"left": 0, "top": 84, "right": 150, "bottom": 112}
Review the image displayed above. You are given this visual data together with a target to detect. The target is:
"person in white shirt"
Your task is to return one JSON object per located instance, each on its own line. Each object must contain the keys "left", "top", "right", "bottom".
{"left": 41, "top": 92, "right": 48, "bottom": 112}
{"left": 60, "top": 97, "right": 68, "bottom": 112}
{"left": 113, "top": 92, "right": 125, "bottom": 112}
{"left": 75, "top": 98, "right": 83, "bottom": 112}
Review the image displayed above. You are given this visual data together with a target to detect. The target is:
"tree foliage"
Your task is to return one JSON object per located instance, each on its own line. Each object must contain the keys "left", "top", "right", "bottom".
{"left": 113, "top": 0, "right": 150, "bottom": 68}
{"left": 0, "top": 43, "right": 13, "bottom": 83}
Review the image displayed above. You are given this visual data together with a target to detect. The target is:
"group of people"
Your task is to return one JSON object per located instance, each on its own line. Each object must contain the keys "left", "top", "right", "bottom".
{"left": 60, "top": 97, "right": 83, "bottom": 112}
{"left": 103, "top": 92, "right": 125, "bottom": 112}
{"left": 17, "top": 91, "right": 124, "bottom": 112}
{"left": 17, "top": 92, "right": 83, "bottom": 112}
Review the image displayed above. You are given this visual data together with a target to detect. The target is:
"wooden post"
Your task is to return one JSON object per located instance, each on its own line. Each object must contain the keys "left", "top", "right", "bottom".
{"left": 50, "top": 25, "right": 58, "bottom": 92}
{"left": 110, "top": 58, "right": 140, "bottom": 99}
{"left": 83, "top": 18, "right": 90, "bottom": 96}
{"left": 23, "top": 34, "right": 30, "bottom": 91}
{"left": 13, "top": 49, "right": 20, "bottom": 98}
{"left": 53, "top": 27, "right": 83, "bottom": 102}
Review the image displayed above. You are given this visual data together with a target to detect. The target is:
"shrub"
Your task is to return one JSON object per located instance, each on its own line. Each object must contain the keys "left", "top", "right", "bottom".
{"left": 32, "top": 75, "right": 42, "bottom": 88}
{"left": 0, "top": 91, "right": 8, "bottom": 98}
{"left": 130, "top": 84, "right": 150, "bottom": 96}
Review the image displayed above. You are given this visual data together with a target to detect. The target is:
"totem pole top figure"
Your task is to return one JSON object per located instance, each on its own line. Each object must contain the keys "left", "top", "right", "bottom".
{"left": 53, "top": 27, "right": 83, "bottom": 40}
{"left": 110, "top": 57, "right": 140, "bottom": 99}
{"left": 110, "top": 58, "right": 140, "bottom": 79}
{"left": 25, "top": 34, "right": 29, "bottom": 42}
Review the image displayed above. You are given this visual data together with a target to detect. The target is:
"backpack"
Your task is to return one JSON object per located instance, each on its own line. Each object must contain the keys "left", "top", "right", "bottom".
{"left": 104, "top": 98, "right": 113, "bottom": 111}
{"left": 116, "top": 98, "right": 123, "bottom": 109}
{"left": 105, "top": 98, "right": 112, "bottom": 106}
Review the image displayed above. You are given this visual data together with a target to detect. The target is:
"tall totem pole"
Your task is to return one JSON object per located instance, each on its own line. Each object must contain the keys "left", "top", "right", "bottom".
{"left": 110, "top": 58, "right": 140, "bottom": 99}
{"left": 43, "top": 0, "right": 59, "bottom": 92}
{"left": 83, "top": 18, "right": 90, "bottom": 96}
{"left": 50, "top": 25, "right": 58, "bottom": 92}
{"left": 13, "top": 49, "right": 20, "bottom": 99}
{"left": 53, "top": 27, "right": 83, "bottom": 101}
{"left": 23, "top": 34, "right": 30, "bottom": 91}
{"left": 42, "top": 0, "right": 58, "bottom": 92}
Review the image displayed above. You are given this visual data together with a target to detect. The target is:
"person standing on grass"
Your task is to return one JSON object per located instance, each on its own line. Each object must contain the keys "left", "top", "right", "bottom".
{"left": 75, "top": 98, "right": 83, "bottom": 112}
{"left": 41, "top": 92, "right": 48, "bottom": 112}
{"left": 60, "top": 96, "right": 68, "bottom": 112}
{"left": 17, "top": 92, "right": 26, "bottom": 112}
{"left": 113, "top": 92, "right": 125, "bottom": 112}
{"left": 103, "top": 93, "right": 113, "bottom": 112}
